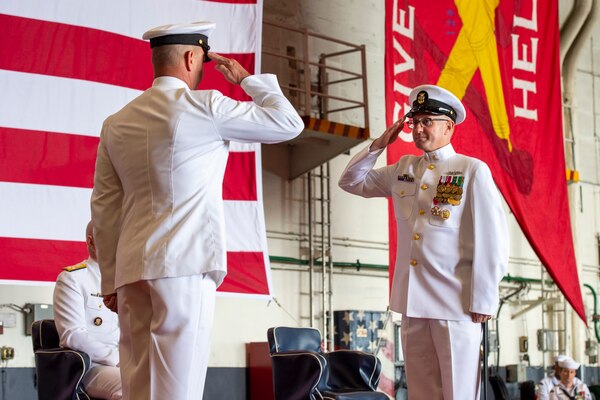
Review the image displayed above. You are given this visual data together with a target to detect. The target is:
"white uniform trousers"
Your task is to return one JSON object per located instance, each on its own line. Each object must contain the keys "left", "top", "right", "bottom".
{"left": 401, "top": 316, "right": 482, "bottom": 400}
{"left": 117, "top": 273, "right": 217, "bottom": 400}
{"left": 83, "top": 365, "right": 122, "bottom": 400}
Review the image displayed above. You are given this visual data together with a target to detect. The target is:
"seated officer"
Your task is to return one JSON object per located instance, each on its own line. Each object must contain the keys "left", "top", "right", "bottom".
{"left": 537, "top": 354, "right": 582, "bottom": 400}
{"left": 53, "top": 221, "right": 122, "bottom": 400}
{"left": 548, "top": 357, "right": 591, "bottom": 400}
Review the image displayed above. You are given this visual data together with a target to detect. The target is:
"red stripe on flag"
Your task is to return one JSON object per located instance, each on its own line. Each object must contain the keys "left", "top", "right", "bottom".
{"left": 0, "top": 237, "right": 267, "bottom": 295}
{"left": 0, "top": 127, "right": 98, "bottom": 188}
{"left": 0, "top": 14, "right": 253, "bottom": 100}
{"left": 0, "top": 127, "right": 255, "bottom": 200}
{"left": 0, "top": 237, "right": 88, "bottom": 282}
{"left": 218, "top": 251, "right": 269, "bottom": 295}
{"left": 223, "top": 151, "right": 257, "bottom": 201}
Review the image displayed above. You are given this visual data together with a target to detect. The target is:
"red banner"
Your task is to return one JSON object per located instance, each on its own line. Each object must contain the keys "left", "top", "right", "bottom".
{"left": 385, "top": 0, "right": 586, "bottom": 321}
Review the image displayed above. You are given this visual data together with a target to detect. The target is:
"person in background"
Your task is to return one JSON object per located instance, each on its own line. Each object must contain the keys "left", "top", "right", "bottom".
{"left": 91, "top": 21, "right": 303, "bottom": 400}
{"left": 548, "top": 357, "right": 591, "bottom": 400}
{"left": 339, "top": 84, "right": 508, "bottom": 399}
{"left": 53, "top": 221, "right": 121, "bottom": 400}
{"left": 537, "top": 354, "right": 582, "bottom": 400}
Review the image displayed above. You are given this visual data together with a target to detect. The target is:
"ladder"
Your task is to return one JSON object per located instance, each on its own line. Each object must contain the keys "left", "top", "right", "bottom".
{"left": 538, "top": 268, "right": 567, "bottom": 370}
{"left": 307, "top": 164, "right": 334, "bottom": 351}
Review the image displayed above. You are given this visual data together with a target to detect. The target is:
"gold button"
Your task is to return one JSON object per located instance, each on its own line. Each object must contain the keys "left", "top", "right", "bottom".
{"left": 428, "top": 164, "right": 435, "bottom": 170}
{"left": 421, "top": 184, "right": 428, "bottom": 190}
{"left": 413, "top": 234, "right": 421, "bottom": 240}
{"left": 400, "top": 190, "right": 405, "bottom": 195}
{"left": 410, "top": 259, "right": 418, "bottom": 266}
{"left": 419, "top": 209, "right": 426, "bottom": 215}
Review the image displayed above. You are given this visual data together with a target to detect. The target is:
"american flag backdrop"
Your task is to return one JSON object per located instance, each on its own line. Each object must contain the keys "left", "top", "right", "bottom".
{"left": 0, "top": 0, "right": 273, "bottom": 298}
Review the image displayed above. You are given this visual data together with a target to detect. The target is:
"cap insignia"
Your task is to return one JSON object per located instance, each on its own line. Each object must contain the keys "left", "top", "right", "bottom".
{"left": 417, "top": 91, "right": 428, "bottom": 105}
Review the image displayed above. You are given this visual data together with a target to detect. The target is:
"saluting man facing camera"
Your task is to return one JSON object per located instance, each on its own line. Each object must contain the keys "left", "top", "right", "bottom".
{"left": 339, "top": 84, "right": 508, "bottom": 400}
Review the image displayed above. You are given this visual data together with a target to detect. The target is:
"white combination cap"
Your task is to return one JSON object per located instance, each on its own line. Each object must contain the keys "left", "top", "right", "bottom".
{"left": 142, "top": 21, "right": 215, "bottom": 54}
{"left": 559, "top": 358, "right": 580, "bottom": 370}
{"left": 407, "top": 84, "right": 466, "bottom": 125}
{"left": 554, "top": 354, "right": 569, "bottom": 363}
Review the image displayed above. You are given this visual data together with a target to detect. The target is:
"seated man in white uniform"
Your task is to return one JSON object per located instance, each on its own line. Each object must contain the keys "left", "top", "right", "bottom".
{"left": 53, "top": 221, "right": 122, "bottom": 400}
{"left": 537, "top": 354, "right": 582, "bottom": 400}
{"left": 548, "top": 357, "right": 591, "bottom": 400}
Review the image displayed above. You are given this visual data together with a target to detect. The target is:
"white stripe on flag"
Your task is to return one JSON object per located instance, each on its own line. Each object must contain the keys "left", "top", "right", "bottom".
{"left": 224, "top": 201, "right": 265, "bottom": 251}
{"left": 0, "top": 70, "right": 141, "bottom": 137}
{"left": 0, "top": 1, "right": 259, "bottom": 53}
{"left": 0, "top": 182, "right": 91, "bottom": 241}
{"left": 0, "top": 182, "right": 264, "bottom": 253}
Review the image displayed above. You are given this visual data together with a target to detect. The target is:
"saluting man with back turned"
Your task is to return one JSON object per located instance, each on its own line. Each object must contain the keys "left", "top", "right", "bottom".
{"left": 91, "top": 21, "right": 303, "bottom": 400}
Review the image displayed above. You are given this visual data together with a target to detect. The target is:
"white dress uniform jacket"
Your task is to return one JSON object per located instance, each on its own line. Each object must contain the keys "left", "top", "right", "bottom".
{"left": 538, "top": 375, "right": 583, "bottom": 400}
{"left": 548, "top": 381, "right": 592, "bottom": 400}
{"left": 339, "top": 143, "right": 508, "bottom": 320}
{"left": 92, "top": 74, "right": 303, "bottom": 295}
{"left": 53, "top": 258, "right": 120, "bottom": 366}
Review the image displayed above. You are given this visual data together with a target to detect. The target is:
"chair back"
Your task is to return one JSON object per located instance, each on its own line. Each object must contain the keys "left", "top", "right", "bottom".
{"left": 267, "top": 326, "right": 322, "bottom": 354}
{"left": 266, "top": 326, "right": 387, "bottom": 400}
{"left": 31, "top": 319, "right": 91, "bottom": 400}
{"left": 32, "top": 319, "right": 60, "bottom": 351}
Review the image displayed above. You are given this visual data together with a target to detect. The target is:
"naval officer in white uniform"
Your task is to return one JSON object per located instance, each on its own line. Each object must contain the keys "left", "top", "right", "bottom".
{"left": 91, "top": 21, "right": 303, "bottom": 400}
{"left": 548, "top": 358, "right": 591, "bottom": 400}
{"left": 538, "top": 355, "right": 583, "bottom": 400}
{"left": 53, "top": 221, "right": 121, "bottom": 400}
{"left": 339, "top": 84, "right": 508, "bottom": 400}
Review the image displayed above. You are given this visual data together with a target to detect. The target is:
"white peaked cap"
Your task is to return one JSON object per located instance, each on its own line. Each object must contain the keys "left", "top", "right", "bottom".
{"left": 407, "top": 84, "right": 466, "bottom": 125}
{"left": 554, "top": 354, "right": 569, "bottom": 363}
{"left": 142, "top": 21, "right": 216, "bottom": 44}
{"left": 559, "top": 358, "right": 580, "bottom": 370}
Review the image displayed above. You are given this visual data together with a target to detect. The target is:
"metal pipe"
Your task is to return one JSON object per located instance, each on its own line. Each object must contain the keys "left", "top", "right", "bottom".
{"left": 320, "top": 48, "right": 362, "bottom": 58}
{"left": 264, "top": 20, "right": 364, "bottom": 49}
{"left": 318, "top": 53, "right": 328, "bottom": 120}
{"left": 262, "top": 51, "right": 363, "bottom": 77}
{"left": 360, "top": 45, "right": 370, "bottom": 129}
{"left": 563, "top": 0, "right": 598, "bottom": 107}
{"left": 482, "top": 322, "right": 489, "bottom": 400}
{"left": 267, "top": 229, "right": 389, "bottom": 246}
{"left": 269, "top": 255, "right": 388, "bottom": 271}
{"left": 583, "top": 284, "right": 600, "bottom": 342}
{"left": 273, "top": 84, "right": 365, "bottom": 106}
{"left": 320, "top": 165, "right": 327, "bottom": 345}
{"left": 270, "top": 264, "right": 388, "bottom": 279}
{"left": 327, "top": 162, "right": 334, "bottom": 352}
{"left": 308, "top": 172, "right": 314, "bottom": 328}
{"left": 560, "top": 0, "right": 593, "bottom": 66}
{"left": 303, "top": 29, "right": 312, "bottom": 116}
{"left": 325, "top": 76, "right": 362, "bottom": 86}
{"left": 325, "top": 105, "right": 365, "bottom": 115}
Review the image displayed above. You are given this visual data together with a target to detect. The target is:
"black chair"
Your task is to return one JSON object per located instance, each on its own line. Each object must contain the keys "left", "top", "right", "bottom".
{"left": 31, "top": 319, "right": 93, "bottom": 400}
{"left": 489, "top": 375, "right": 510, "bottom": 400}
{"left": 519, "top": 380, "right": 536, "bottom": 400}
{"left": 267, "top": 326, "right": 389, "bottom": 400}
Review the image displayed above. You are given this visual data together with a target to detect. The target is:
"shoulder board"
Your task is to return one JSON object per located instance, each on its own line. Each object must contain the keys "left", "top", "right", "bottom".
{"left": 63, "top": 262, "right": 87, "bottom": 272}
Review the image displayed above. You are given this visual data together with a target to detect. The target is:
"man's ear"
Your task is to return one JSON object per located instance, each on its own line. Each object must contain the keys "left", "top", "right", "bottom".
{"left": 184, "top": 50, "right": 195, "bottom": 72}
